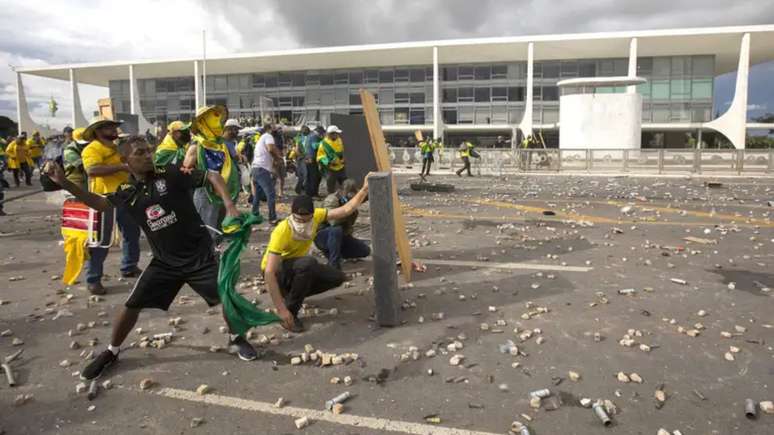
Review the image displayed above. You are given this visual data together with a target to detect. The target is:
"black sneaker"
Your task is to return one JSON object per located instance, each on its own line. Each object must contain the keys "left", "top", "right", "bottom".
{"left": 121, "top": 267, "right": 143, "bottom": 278}
{"left": 81, "top": 349, "right": 118, "bottom": 380}
{"left": 289, "top": 316, "right": 306, "bottom": 333}
{"left": 228, "top": 335, "right": 258, "bottom": 361}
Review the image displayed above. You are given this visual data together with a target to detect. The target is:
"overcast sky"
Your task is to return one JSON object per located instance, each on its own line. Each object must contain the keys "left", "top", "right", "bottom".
{"left": 1, "top": 0, "right": 773, "bottom": 130}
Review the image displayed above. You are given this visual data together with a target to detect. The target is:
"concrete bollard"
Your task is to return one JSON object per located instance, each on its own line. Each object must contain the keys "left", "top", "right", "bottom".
{"left": 368, "top": 172, "right": 400, "bottom": 327}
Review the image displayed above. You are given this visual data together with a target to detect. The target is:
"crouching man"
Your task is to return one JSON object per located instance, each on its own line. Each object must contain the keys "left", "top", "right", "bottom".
{"left": 262, "top": 179, "right": 370, "bottom": 333}
{"left": 44, "top": 135, "right": 260, "bottom": 381}
{"left": 314, "top": 179, "right": 370, "bottom": 269}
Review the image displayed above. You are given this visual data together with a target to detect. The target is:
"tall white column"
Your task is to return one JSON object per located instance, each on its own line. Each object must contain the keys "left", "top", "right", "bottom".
{"left": 69, "top": 69, "right": 89, "bottom": 128}
{"left": 15, "top": 71, "right": 23, "bottom": 134}
{"left": 704, "top": 33, "right": 750, "bottom": 149}
{"left": 519, "top": 42, "right": 534, "bottom": 140}
{"left": 194, "top": 60, "right": 201, "bottom": 110}
{"left": 129, "top": 64, "right": 136, "bottom": 115}
{"left": 432, "top": 46, "right": 441, "bottom": 140}
{"left": 627, "top": 38, "right": 638, "bottom": 94}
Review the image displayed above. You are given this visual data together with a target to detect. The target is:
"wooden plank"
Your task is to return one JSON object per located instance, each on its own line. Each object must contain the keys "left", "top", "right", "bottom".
{"left": 97, "top": 98, "right": 114, "bottom": 120}
{"left": 359, "top": 89, "right": 413, "bottom": 282}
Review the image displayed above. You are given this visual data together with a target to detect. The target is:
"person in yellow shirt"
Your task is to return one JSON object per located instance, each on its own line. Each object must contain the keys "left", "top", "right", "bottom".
{"left": 316, "top": 125, "right": 346, "bottom": 195}
{"left": 81, "top": 118, "right": 142, "bottom": 295}
{"left": 27, "top": 131, "right": 46, "bottom": 168}
{"left": 6, "top": 132, "right": 33, "bottom": 187}
{"left": 262, "top": 179, "right": 370, "bottom": 332}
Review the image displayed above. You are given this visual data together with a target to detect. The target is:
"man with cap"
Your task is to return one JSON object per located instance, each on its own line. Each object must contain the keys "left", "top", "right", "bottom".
{"left": 223, "top": 118, "right": 243, "bottom": 164}
{"left": 250, "top": 123, "right": 283, "bottom": 224}
{"left": 292, "top": 125, "right": 310, "bottom": 194}
{"left": 304, "top": 126, "right": 324, "bottom": 197}
{"left": 7, "top": 132, "right": 33, "bottom": 187}
{"left": 315, "top": 178, "right": 371, "bottom": 270}
{"left": 183, "top": 105, "right": 241, "bottom": 245}
{"left": 154, "top": 120, "right": 191, "bottom": 167}
{"left": 81, "top": 118, "right": 142, "bottom": 295}
{"left": 262, "top": 180, "right": 370, "bottom": 332}
{"left": 316, "top": 125, "right": 346, "bottom": 195}
{"left": 44, "top": 135, "right": 260, "bottom": 380}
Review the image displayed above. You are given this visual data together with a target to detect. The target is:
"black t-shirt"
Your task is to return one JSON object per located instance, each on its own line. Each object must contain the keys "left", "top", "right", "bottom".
{"left": 107, "top": 165, "right": 214, "bottom": 268}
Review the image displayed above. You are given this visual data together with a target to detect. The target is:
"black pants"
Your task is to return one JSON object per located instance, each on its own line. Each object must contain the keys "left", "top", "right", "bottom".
{"left": 277, "top": 256, "right": 345, "bottom": 316}
{"left": 305, "top": 161, "right": 321, "bottom": 197}
{"left": 421, "top": 157, "right": 433, "bottom": 176}
{"left": 325, "top": 168, "right": 347, "bottom": 196}
{"left": 456, "top": 157, "right": 472, "bottom": 176}
{"left": 12, "top": 164, "right": 32, "bottom": 186}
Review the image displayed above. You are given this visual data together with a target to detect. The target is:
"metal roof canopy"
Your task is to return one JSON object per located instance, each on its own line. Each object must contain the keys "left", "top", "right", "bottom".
{"left": 16, "top": 25, "right": 774, "bottom": 87}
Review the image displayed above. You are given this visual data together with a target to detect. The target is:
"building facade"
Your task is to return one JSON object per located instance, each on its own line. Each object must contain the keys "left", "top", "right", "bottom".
{"left": 15, "top": 25, "right": 774, "bottom": 149}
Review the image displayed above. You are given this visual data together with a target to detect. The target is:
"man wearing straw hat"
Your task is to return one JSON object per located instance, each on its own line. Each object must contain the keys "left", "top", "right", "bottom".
{"left": 81, "top": 118, "right": 142, "bottom": 295}
{"left": 183, "top": 105, "right": 240, "bottom": 245}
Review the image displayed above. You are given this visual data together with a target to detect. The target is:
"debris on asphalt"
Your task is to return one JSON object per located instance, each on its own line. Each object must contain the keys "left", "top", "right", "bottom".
{"left": 325, "top": 391, "right": 352, "bottom": 411}
{"left": 592, "top": 401, "right": 612, "bottom": 426}
{"left": 1, "top": 363, "right": 16, "bottom": 387}
{"left": 294, "top": 416, "right": 310, "bottom": 429}
{"left": 139, "top": 378, "right": 154, "bottom": 390}
{"left": 87, "top": 380, "right": 99, "bottom": 400}
{"left": 745, "top": 399, "right": 758, "bottom": 419}
{"left": 196, "top": 384, "right": 211, "bottom": 395}
{"left": 190, "top": 417, "right": 205, "bottom": 428}
{"left": 274, "top": 397, "right": 285, "bottom": 408}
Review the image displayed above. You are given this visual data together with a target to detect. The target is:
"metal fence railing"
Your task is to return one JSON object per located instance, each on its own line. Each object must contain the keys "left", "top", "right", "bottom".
{"left": 387, "top": 148, "right": 774, "bottom": 175}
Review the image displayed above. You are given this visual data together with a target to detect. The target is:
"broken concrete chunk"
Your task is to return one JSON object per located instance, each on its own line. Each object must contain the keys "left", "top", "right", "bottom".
{"left": 290, "top": 356, "right": 302, "bottom": 366}
{"left": 274, "top": 397, "right": 285, "bottom": 408}
{"left": 11, "top": 338, "right": 23, "bottom": 346}
{"left": 449, "top": 354, "right": 465, "bottom": 366}
{"left": 294, "top": 416, "right": 310, "bottom": 429}
{"left": 139, "top": 378, "right": 154, "bottom": 390}
{"left": 529, "top": 396, "right": 542, "bottom": 409}
{"left": 331, "top": 403, "right": 345, "bottom": 415}
{"left": 760, "top": 401, "right": 773, "bottom": 414}
{"left": 580, "top": 398, "right": 593, "bottom": 408}
{"left": 617, "top": 372, "right": 630, "bottom": 383}
{"left": 568, "top": 371, "right": 581, "bottom": 382}
{"left": 75, "top": 382, "right": 88, "bottom": 394}
{"left": 196, "top": 384, "right": 211, "bottom": 395}
{"left": 190, "top": 417, "right": 204, "bottom": 428}
{"left": 630, "top": 373, "right": 643, "bottom": 384}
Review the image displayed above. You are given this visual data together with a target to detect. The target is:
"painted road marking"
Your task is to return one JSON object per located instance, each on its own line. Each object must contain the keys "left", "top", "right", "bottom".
{"left": 417, "top": 258, "right": 592, "bottom": 272}
{"left": 153, "top": 387, "right": 502, "bottom": 435}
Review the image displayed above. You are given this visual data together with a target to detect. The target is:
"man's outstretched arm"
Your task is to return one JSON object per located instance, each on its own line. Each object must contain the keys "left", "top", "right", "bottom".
{"left": 206, "top": 171, "right": 239, "bottom": 218}
{"left": 44, "top": 162, "right": 112, "bottom": 212}
{"left": 327, "top": 174, "right": 371, "bottom": 222}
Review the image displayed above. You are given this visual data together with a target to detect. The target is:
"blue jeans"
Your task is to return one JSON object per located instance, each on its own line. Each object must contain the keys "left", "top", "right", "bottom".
{"left": 294, "top": 157, "right": 306, "bottom": 194}
{"left": 313, "top": 226, "right": 371, "bottom": 269}
{"left": 86, "top": 206, "right": 141, "bottom": 284}
{"left": 251, "top": 167, "right": 276, "bottom": 221}
{"left": 193, "top": 188, "right": 225, "bottom": 246}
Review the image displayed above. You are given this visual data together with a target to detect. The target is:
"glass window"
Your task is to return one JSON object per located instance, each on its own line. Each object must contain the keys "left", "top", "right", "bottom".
{"left": 653, "top": 58, "right": 671, "bottom": 78}
{"left": 543, "top": 86, "right": 559, "bottom": 101}
{"left": 349, "top": 93, "right": 361, "bottom": 105}
{"left": 380, "top": 109, "right": 394, "bottom": 125}
{"left": 442, "top": 67, "right": 457, "bottom": 81}
{"left": 458, "top": 87, "right": 474, "bottom": 102}
{"left": 395, "top": 107, "right": 409, "bottom": 124}
{"left": 443, "top": 109, "right": 457, "bottom": 124}
{"left": 410, "top": 68, "right": 425, "bottom": 82}
{"left": 319, "top": 73, "right": 333, "bottom": 86}
{"left": 474, "top": 65, "right": 491, "bottom": 80}
{"left": 691, "top": 79, "right": 712, "bottom": 99}
{"left": 379, "top": 69, "right": 394, "bottom": 83}
{"left": 671, "top": 56, "right": 689, "bottom": 76}
{"left": 239, "top": 75, "right": 250, "bottom": 90}
{"left": 474, "top": 106, "right": 490, "bottom": 123}
{"left": 320, "top": 89, "right": 334, "bottom": 105}
{"left": 691, "top": 104, "right": 711, "bottom": 122}
{"left": 426, "top": 67, "right": 433, "bottom": 81}
{"left": 692, "top": 56, "right": 714, "bottom": 77}
{"left": 542, "top": 62, "right": 560, "bottom": 78}
{"left": 228, "top": 75, "right": 241, "bottom": 90}
{"left": 670, "top": 103, "right": 690, "bottom": 121}
{"left": 458, "top": 66, "right": 474, "bottom": 80}
{"left": 492, "top": 64, "right": 507, "bottom": 79}
{"left": 277, "top": 73, "right": 292, "bottom": 87}
{"left": 614, "top": 59, "right": 628, "bottom": 76}
{"left": 442, "top": 88, "right": 457, "bottom": 103}
{"left": 508, "top": 106, "right": 523, "bottom": 124}
{"left": 109, "top": 81, "right": 123, "bottom": 95}
{"left": 349, "top": 71, "right": 363, "bottom": 84}
{"left": 334, "top": 72, "right": 349, "bottom": 84}
{"left": 652, "top": 104, "right": 670, "bottom": 122}
{"left": 291, "top": 72, "right": 305, "bottom": 87}
{"left": 637, "top": 58, "right": 653, "bottom": 76}
{"left": 651, "top": 80, "right": 670, "bottom": 100}
{"left": 641, "top": 103, "right": 652, "bottom": 123}
{"left": 543, "top": 106, "right": 559, "bottom": 123}
{"left": 156, "top": 80, "right": 169, "bottom": 93}
{"left": 533, "top": 86, "right": 542, "bottom": 101}
{"left": 410, "top": 92, "right": 425, "bottom": 104}
{"left": 670, "top": 79, "right": 691, "bottom": 99}
{"left": 214, "top": 76, "right": 227, "bottom": 92}
{"left": 365, "top": 70, "right": 379, "bottom": 83}
{"left": 598, "top": 60, "right": 615, "bottom": 77}
{"left": 144, "top": 80, "right": 156, "bottom": 94}
{"left": 305, "top": 73, "right": 320, "bottom": 86}
{"left": 578, "top": 61, "right": 596, "bottom": 77}
{"left": 292, "top": 96, "right": 304, "bottom": 107}
{"left": 492, "top": 105, "right": 507, "bottom": 123}
{"left": 334, "top": 88, "right": 348, "bottom": 105}
{"left": 636, "top": 82, "right": 651, "bottom": 98}
{"left": 264, "top": 74, "right": 278, "bottom": 87}
{"left": 379, "top": 89, "right": 394, "bottom": 104}
{"left": 306, "top": 89, "right": 320, "bottom": 105}
{"left": 492, "top": 87, "right": 508, "bottom": 102}
{"left": 507, "top": 63, "right": 523, "bottom": 80}
{"left": 508, "top": 86, "right": 524, "bottom": 102}
{"left": 458, "top": 107, "right": 474, "bottom": 124}
{"left": 532, "top": 107, "right": 542, "bottom": 124}
{"left": 474, "top": 87, "right": 490, "bottom": 102}
{"left": 410, "top": 109, "right": 425, "bottom": 124}
{"left": 560, "top": 61, "right": 578, "bottom": 77}
{"left": 395, "top": 69, "right": 409, "bottom": 82}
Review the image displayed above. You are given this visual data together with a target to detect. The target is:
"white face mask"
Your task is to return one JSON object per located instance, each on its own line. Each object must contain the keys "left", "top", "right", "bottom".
{"left": 288, "top": 215, "right": 314, "bottom": 241}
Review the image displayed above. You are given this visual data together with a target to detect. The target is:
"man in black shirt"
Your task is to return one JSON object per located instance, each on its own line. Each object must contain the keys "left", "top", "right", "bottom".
{"left": 44, "top": 135, "right": 259, "bottom": 381}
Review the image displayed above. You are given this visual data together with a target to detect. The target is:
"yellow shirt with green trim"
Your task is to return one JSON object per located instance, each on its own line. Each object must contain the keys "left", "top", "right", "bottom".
{"left": 261, "top": 208, "right": 328, "bottom": 271}
{"left": 81, "top": 140, "right": 128, "bottom": 194}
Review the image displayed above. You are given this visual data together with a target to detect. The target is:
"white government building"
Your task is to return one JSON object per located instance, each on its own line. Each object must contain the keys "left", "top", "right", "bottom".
{"left": 14, "top": 24, "right": 774, "bottom": 149}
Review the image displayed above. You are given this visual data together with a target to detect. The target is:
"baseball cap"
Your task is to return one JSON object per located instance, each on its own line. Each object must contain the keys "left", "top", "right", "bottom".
{"left": 326, "top": 125, "right": 343, "bottom": 134}
{"left": 224, "top": 119, "right": 242, "bottom": 129}
{"left": 167, "top": 120, "right": 191, "bottom": 132}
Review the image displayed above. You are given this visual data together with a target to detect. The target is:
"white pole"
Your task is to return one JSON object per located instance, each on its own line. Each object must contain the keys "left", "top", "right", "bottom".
{"left": 202, "top": 29, "right": 207, "bottom": 107}
{"left": 194, "top": 60, "right": 200, "bottom": 110}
